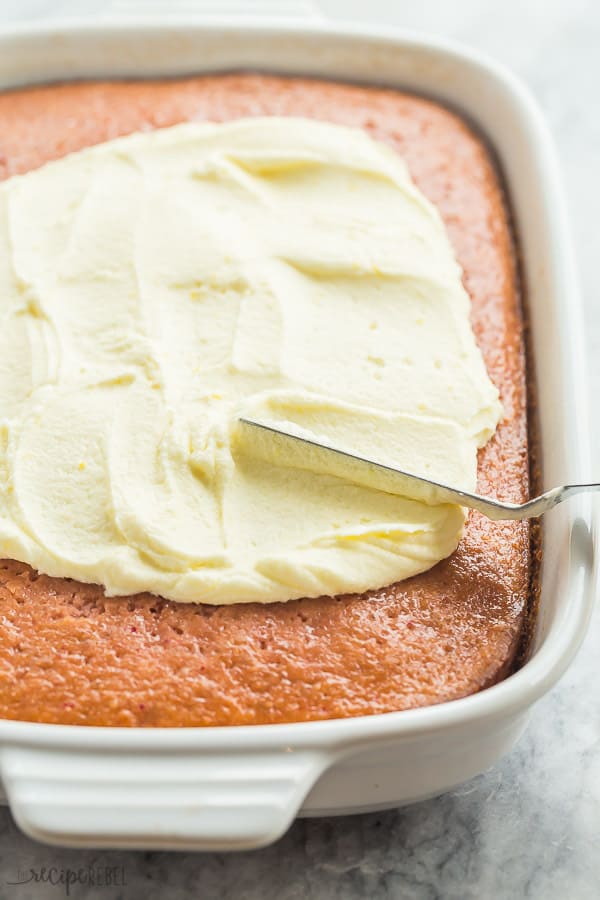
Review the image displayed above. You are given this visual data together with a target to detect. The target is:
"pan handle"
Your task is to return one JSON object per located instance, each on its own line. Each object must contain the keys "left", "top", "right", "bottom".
{"left": 1, "top": 743, "right": 329, "bottom": 850}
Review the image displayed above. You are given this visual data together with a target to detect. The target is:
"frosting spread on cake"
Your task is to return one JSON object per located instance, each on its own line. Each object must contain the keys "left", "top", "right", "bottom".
{"left": 0, "top": 118, "right": 501, "bottom": 604}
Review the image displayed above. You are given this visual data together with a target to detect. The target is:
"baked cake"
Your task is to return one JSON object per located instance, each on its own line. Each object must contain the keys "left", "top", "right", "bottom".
{"left": 0, "top": 75, "right": 532, "bottom": 726}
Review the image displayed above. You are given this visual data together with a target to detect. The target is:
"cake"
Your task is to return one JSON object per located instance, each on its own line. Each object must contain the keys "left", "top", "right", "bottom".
{"left": 0, "top": 75, "right": 533, "bottom": 727}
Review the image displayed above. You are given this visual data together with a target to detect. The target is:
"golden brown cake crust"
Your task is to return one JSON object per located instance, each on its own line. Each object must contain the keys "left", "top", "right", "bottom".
{"left": 0, "top": 74, "right": 530, "bottom": 727}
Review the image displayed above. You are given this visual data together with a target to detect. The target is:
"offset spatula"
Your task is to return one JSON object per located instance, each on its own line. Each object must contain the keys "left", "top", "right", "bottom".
{"left": 238, "top": 417, "right": 597, "bottom": 521}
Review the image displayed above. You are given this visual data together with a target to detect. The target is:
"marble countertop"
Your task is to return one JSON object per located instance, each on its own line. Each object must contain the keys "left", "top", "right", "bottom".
{"left": 0, "top": 1, "right": 598, "bottom": 898}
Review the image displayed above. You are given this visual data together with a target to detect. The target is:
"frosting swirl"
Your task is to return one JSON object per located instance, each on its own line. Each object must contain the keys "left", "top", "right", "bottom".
{"left": 0, "top": 118, "right": 501, "bottom": 604}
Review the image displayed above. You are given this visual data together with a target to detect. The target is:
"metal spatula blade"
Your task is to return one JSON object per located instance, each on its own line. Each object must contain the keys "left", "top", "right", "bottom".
{"left": 238, "top": 417, "right": 597, "bottom": 521}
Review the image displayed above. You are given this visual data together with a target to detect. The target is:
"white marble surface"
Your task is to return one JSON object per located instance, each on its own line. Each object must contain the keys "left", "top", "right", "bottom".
{"left": 0, "top": 1, "right": 599, "bottom": 898}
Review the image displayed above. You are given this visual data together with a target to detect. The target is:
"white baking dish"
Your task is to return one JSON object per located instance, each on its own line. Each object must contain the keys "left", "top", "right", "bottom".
{"left": 0, "top": 17, "right": 594, "bottom": 851}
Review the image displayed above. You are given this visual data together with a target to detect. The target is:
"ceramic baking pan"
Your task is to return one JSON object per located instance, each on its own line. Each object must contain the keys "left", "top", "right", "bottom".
{"left": 0, "top": 16, "right": 594, "bottom": 850}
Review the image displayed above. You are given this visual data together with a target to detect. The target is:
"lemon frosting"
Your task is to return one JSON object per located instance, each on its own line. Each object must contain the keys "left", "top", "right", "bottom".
{"left": 0, "top": 118, "right": 502, "bottom": 605}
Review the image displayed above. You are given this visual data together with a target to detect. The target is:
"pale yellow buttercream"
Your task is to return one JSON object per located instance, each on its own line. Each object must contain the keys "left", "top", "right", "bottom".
{"left": 0, "top": 118, "right": 501, "bottom": 604}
